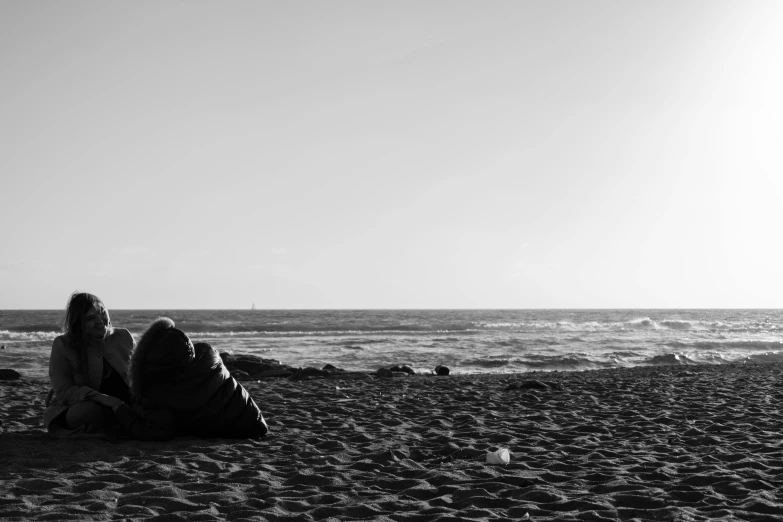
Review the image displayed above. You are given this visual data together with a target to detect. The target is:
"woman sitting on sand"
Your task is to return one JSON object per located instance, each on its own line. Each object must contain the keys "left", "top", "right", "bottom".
{"left": 128, "top": 317, "right": 268, "bottom": 439}
{"left": 43, "top": 292, "right": 133, "bottom": 438}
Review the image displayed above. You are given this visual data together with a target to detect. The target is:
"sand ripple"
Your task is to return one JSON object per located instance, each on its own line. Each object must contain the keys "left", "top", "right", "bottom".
{"left": 2, "top": 363, "right": 783, "bottom": 521}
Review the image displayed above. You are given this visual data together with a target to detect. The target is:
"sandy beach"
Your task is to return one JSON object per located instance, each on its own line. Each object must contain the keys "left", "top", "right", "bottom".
{"left": 2, "top": 363, "right": 782, "bottom": 521}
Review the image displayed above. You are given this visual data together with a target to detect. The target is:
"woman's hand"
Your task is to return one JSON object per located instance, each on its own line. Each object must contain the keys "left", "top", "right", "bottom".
{"left": 93, "top": 393, "right": 125, "bottom": 411}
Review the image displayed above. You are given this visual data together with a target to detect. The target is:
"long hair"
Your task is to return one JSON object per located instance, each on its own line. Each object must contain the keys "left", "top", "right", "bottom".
{"left": 62, "top": 292, "right": 113, "bottom": 373}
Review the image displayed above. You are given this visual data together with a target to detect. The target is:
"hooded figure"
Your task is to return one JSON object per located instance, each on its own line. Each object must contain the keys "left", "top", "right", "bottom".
{"left": 129, "top": 317, "right": 268, "bottom": 438}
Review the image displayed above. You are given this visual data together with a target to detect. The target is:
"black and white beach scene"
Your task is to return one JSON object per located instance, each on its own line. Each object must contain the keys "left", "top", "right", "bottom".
{"left": 2, "top": 2, "right": 782, "bottom": 521}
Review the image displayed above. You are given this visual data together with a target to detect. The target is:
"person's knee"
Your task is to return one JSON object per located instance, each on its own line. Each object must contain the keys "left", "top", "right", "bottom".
{"left": 65, "top": 401, "right": 110, "bottom": 429}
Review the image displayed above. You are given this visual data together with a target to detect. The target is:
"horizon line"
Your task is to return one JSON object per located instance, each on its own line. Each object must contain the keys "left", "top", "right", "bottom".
{"left": 3, "top": 307, "right": 783, "bottom": 311}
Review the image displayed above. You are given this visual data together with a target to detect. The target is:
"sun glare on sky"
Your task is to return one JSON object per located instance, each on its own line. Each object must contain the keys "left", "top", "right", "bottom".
{"left": 1, "top": 1, "right": 781, "bottom": 309}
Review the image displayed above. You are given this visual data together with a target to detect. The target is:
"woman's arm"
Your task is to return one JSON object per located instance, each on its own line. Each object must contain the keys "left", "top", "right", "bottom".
{"left": 49, "top": 337, "right": 99, "bottom": 405}
{"left": 49, "top": 337, "right": 125, "bottom": 409}
{"left": 91, "top": 393, "right": 125, "bottom": 411}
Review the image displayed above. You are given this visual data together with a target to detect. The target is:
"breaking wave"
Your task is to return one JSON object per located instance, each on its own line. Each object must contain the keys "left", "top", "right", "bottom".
{"left": 646, "top": 353, "right": 699, "bottom": 365}
{"left": 0, "top": 330, "right": 59, "bottom": 342}
{"left": 666, "top": 340, "right": 783, "bottom": 351}
{"left": 3, "top": 309, "right": 783, "bottom": 377}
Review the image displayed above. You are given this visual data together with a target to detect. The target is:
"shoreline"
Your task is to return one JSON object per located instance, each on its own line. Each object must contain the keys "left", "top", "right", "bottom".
{"left": 2, "top": 363, "right": 783, "bottom": 521}
{"left": 6, "top": 358, "right": 783, "bottom": 381}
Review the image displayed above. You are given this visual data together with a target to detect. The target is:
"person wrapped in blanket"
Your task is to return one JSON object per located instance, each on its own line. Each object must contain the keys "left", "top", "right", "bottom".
{"left": 128, "top": 317, "right": 268, "bottom": 439}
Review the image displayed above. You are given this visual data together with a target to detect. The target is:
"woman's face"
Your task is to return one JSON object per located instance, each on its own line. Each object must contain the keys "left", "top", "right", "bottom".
{"left": 83, "top": 306, "right": 108, "bottom": 339}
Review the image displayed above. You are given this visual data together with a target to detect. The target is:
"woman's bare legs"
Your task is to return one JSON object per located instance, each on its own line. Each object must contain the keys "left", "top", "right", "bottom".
{"left": 64, "top": 401, "right": 112, "bottom": 430}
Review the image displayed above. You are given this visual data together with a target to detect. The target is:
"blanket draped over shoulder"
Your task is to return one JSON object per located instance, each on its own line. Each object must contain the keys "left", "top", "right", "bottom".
{"left": 129, "top": 318, "right": 268, "bottom": 439}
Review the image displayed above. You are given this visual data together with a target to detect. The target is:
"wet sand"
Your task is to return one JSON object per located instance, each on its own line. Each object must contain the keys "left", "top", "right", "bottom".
{"left": 1, "top": 363, "right": 782, "bottom": 521}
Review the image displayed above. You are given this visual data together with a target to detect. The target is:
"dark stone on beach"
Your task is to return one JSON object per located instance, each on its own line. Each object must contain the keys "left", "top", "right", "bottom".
{"left": 376, "top": 368, "right": 394, "bottom": 378}
{"left": 219, "top": 352, "right": 370, "bottom": 380}
{"left": 388, "top": 365, "right": 416, "bottom": 375}
{"left": 255, "top": 368, "right": 295, "bottom": 378}
{"left": 290, "top": 367, "right": 333, "bottom": 381}
{"left": 288, "top": 365, "right": 374, "bottom": 381}
{"left": 0, "top": 345, "right": 5, "bottom": 350}
{"left": 219, "top": 352, "right": 286, "bottom": 375}
{"left": 435, "top": 365, "right": 450, "bottom": 376}
{"left": 0, "top": 369, "right": 21, "bottom": 380}
{"left": 339, "top": 372, "right": 374, "bottom": 380}
{"left": 376, "top": 365, "right": 415, "bottom": 378}
{"left": 320, "top": 364, "right": 371, "bottom": 379}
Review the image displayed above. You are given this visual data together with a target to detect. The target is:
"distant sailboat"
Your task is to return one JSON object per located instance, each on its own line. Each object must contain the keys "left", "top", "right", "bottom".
{"left": 251, "top": 302, "right": 256, "bottom": 311}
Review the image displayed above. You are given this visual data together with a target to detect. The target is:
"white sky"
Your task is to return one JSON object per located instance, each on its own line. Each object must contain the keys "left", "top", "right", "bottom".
{"left": 2, "top": 1, "right": 782, "bottom": 309}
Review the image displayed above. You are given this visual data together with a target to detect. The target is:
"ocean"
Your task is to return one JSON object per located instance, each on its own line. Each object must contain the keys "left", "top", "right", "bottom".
{"left": 1, "top": 309, "right": 782, "bottom": 381}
